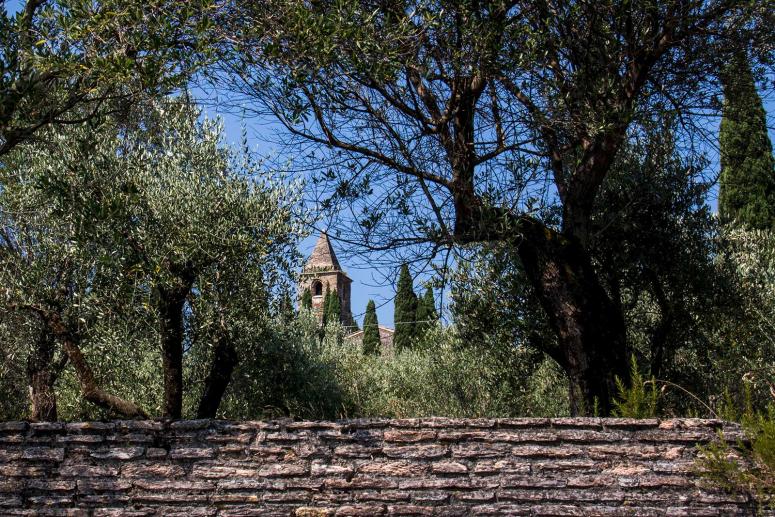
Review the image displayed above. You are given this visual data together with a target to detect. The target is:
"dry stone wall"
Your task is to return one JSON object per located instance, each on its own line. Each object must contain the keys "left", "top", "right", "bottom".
{"left": 0, "top": 418, "right": 761, "bottom": 516}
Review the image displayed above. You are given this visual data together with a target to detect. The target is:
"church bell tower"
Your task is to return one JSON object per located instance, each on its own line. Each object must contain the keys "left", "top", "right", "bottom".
{"left": 298, "top": 232, "right": 354, "bottom": 327}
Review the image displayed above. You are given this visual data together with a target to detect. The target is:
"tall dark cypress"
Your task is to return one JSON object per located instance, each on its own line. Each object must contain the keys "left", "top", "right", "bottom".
{"left": 301, "top": 288, "right": 312, "bottom": 310}
{"left": 415, "top": 286, "right": 438, "bottom": 340}
{"left": 393, "top": 263, "right": 417, "bottom": 351}
{"left": 325, "top": 289, "right": 341, "bottom": 325}
{"left": 321, "top": 289, "right": 332, "bottom": 325}
{"left": 362, "top": 300, "right": 381, "bottom": 355}
{"left": 718, "top": 52, "right": 775, "bottom": 229}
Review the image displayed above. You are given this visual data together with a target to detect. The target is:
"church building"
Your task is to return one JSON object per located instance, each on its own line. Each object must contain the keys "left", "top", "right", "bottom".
{"left": 299, "top": 232, "right": 394, "bottom": 349}
{"left": 298, "top": 232, "right": 355, "bottom": 328}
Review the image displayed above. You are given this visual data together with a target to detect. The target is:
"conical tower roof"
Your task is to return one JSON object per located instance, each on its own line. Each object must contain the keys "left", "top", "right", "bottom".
{"left": 303, "top": 231, "right": 342, "bottom": 272}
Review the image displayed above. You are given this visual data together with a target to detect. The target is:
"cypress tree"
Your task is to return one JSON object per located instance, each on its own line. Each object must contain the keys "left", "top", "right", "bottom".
{"left": 718, "top": 52, "right": 775, "bottom": 230}
{"left": 325, "top": 289, "right": 341, "bottom": 325}
{"left": 393, "top": 263, "right": 418, "bottom": 351}
{"left": 415, "top": 286, "right": 438, "bottom": 340}
{"left": 321, "top": 289, "right": 332, "bottom": 325}
{"left": 301, "top": 288, "right": 312, "bottom": 310}
{"left": 362, "top": 300, "right": 381, "bottom": 355}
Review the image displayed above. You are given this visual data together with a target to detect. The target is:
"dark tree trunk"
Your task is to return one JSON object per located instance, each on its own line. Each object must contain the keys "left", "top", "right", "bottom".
{"left": 27, "top": 333, "right": 58, "bottom": 421}
{"left": 516, "top": 221, "right": 630, "bottom": 416}
{"left": 452, "top": 196, "right": 630, "bottom": 415}
{"left": 444, "top": 71, "right": 633, "bottom": 416}
{"left": 196, "top": 333, "right": 238, "bottom": 419}
{"left": 158, "top": 283, "right": 193, "bottom": 419}
{"left": 645, "top": 269, "right": 675, "bottom": 380}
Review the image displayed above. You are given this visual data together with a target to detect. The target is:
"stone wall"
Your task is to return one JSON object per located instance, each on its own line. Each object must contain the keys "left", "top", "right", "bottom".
{"left": 0, "top": 418, "right": 759, "bottom": 516}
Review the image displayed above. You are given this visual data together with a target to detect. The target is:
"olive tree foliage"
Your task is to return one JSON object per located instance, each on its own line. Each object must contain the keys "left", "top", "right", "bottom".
{"left": 0, "top": 98, "right": 304, "bottom": 420}
{"left": 589, "top": 117, "right": 727, "bottom": 385}
{"left": 0, "top": 0, "right": 216, "bottom": 157}
{"left": 712, "top": 229, "right": 775, "bottom": 411}
{"left": 218, "top": 0, "right": 772, "bottom": 414}
{"left": 0, "top": 126, "right": 151, "bottom": 420}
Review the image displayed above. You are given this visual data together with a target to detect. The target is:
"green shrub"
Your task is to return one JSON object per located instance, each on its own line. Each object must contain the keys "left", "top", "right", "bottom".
{"left": 697, "top": 403, "right": 775, "bottom": 510}
{"left": 612, "top": 355, "right": 659, "bottom": 418}
{"left": 216, "top": 317, "right": 570, "bottom": 419}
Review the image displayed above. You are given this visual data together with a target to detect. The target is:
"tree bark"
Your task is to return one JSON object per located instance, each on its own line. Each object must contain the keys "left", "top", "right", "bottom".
{"left": 645, "top": 269, "right": 675, "bottom": 380}
{"left": 14, "top": 303, "right": 147, "bottom": 419}
{"left": 60, "top": 338, "right": 148, "bottom": 419}
{"left": 27, "top": 333, "right": 58, "bottom": 421}
{"left": 516, "top": 221, "right": 630, "bottom": 415}
{"left": 158, "top": 279, "right": 194, "bottom": 419}
{"left": 196, "top": 333, "right": 238, "bottom": 419}
{"left": 45, "top": 312, "right": 148, "bottom": 419}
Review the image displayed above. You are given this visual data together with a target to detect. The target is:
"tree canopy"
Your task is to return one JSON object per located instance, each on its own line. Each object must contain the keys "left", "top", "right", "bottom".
{"left": 394, "top": 263, "right": 418, "bottom": 352}
{"left": 362, "top": 300, "right": 380, "bottom": 355}
{"left": 0, "top": 0, "right": 215, "bottom": 156}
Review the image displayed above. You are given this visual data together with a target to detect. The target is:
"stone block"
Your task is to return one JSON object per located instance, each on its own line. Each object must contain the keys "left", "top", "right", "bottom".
{"left": 333, "top": 445, "right": 381, "bottom": 458}
{"left": 386, "top": 505, "right": 435, "bottom": 515}
{"left": 357, "top": 460, "right": 427, "bottom": 477}
{"left": 450, "top": 442, "right": 511, "bottom": 459}
{"left": 353, "top": 490, "right": 410, "bottom": 502}
{"left": 383, "top": 444, "right": 448, "bottom": 459}
{"left": 324, "top": 477, "right": 399, "bottom": 490}
{"left": 26, "top": 480, "right": 76, "bottom": 491}
{"left": 431, "top": 461, "right": 468, "bottom": 474}
{"left": 120, "top": 463, "right": 185, "bottom": 478}
{"left": 132, "top": 480, "right": 215, "bottom": 491}
{"left": 56, "top": 434, "right": 105, "bottom": 444}
{"left": 170, "top": 419, "right": 211, "bottom": 431}
{"left": 259, "top": 463, "right": 308, "bottom": 477}
{"left": 168, "top": 447, "right": 214, "bottom": 459}
{"left": 65, "top": 422, "right": 115, "bottom": 433}
{"left": 311, "top": 461, "right": 354, "bottom": 476}
{"left": 0, "top": 465, "right": 47, "bottom": 477}
{"left": 472, "top": 459, "right": 531, "bottom": 475}
{"left": 382, "top": 430, "right": 436, "bottom": 443}
{"left": 295, "top": 508, "right": 335, "bottom": 517}
{"left": 29, "top": 422, "right": 65, "bottom": 433}
{"left": 0, "top": 422, "right": 28, "bottom": 433}
{"left": 115, "top": 420, "right": 165, "bottom": 432}
{"left": 89, "top": 447, "right": 143, "bottom": 460}
{"left": 334, "top": 505, "right": 387, "bottom": 516}
{"left": 263, "top": 490, "right": 312, "bottom": 503}
{"left": 23, "top": 448, "right": 65, "bottom": 462}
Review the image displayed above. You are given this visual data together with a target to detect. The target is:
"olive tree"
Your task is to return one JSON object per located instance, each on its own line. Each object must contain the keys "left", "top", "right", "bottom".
{"left": 0, "top": 98, "right": 304, "bottom": 419}
{"left": 0, "top": 131, "right": 150, "bottom": 419}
